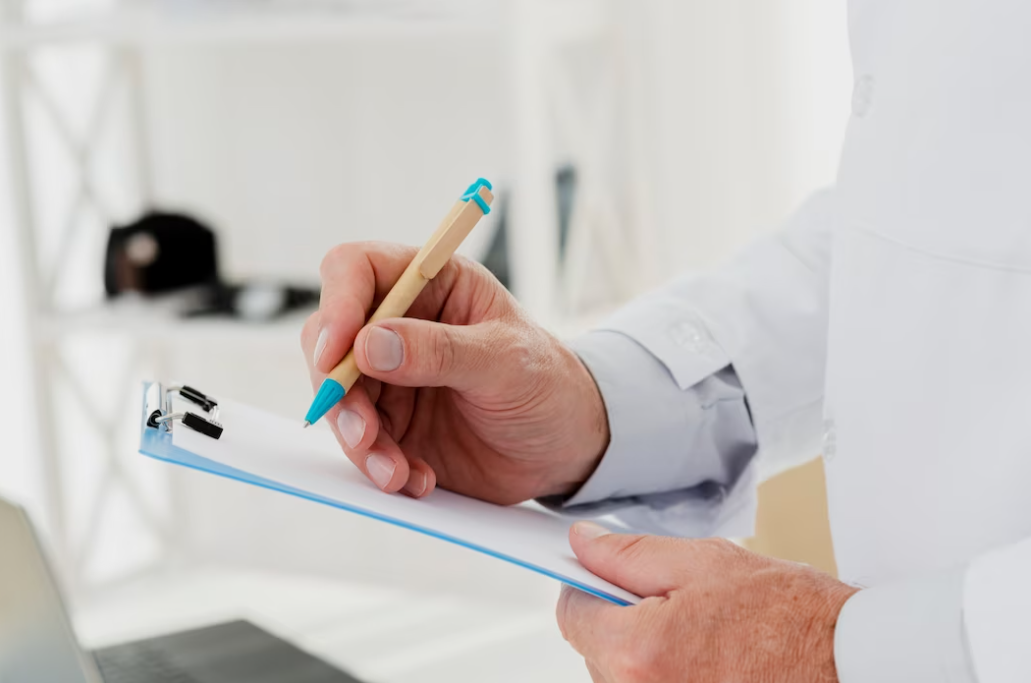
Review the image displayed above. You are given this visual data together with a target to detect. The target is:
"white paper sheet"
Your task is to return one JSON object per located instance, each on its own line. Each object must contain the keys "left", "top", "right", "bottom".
{"left": 170, "top": 396, "right": 641, "bottom": 605}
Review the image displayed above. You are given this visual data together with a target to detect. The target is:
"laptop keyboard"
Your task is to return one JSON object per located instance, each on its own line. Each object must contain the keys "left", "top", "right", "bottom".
{"left": 94, "top": 642, "right": 200, "bottom": 683}
{"left": 90, "top": 620, "right": 363, "bottom": 683}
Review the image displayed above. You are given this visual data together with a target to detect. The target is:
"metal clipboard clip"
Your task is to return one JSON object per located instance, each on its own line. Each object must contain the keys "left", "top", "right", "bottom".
{"left": 144, "top": 382, "right": 224, "bottom": 440}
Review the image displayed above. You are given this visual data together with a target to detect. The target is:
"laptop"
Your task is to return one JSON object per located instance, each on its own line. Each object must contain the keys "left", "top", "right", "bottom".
{"left": 0, "top": 497, "right": 364, "bottom": 683}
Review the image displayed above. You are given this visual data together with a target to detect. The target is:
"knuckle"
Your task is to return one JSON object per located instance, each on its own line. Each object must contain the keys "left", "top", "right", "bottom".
{"left": 490, "top": 325, "right": 542, "bottom": 378}
{"left": 300, "top": 313, "right": 319, "bottom": 347}
{"left": 614, "top": 535, "right": 651, "bottom": 565}
{"left": 554, "top": 587, "right": 595, "bottom": 652}
{"left": 555, "top": 590, "right": 572, "bottom": 639}
{"left": 462, "top": 257, "right": 498, "bottom": 289}
{"left": 613, "top": 640, "right": 662, "bottom": 683}
{"left": 319, "top": 243, "right": 353, "bottom": 279}
{"left": 449, "top": 252, "right": 475, "bottom": 271}
{"left": 451, "top": 251, "right": 488, "bottom": 280}
{"left": 432, "top": 326, "right": 457, "bottom": 378}
{"left": 504, "top": 337, "right": 534, "bottom": 372}
{"left": 703, "top": 537, "right": 743, "bottom": 557}
{"left": 459, "top": 254, "right": 501, "bottom": 287}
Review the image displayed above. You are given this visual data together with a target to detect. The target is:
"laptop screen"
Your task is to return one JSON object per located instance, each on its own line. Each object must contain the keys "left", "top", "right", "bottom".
{"left": 0, "top": 499, "right": 100, "bottom": 683}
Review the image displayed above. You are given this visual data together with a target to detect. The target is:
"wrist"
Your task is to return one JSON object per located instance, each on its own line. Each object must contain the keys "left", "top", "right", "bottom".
{"left": 805, "top": 583, "right": 861, "bottom": 683}
{"left": 549, "top": 340, "right": 611, "bottom": 497}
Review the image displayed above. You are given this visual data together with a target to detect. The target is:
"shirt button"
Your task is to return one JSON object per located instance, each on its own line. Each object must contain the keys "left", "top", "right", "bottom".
{"left": 669, "top": 321, "right": 709, "bottom": 353}
{"left": 851, "top": 75, "right": 875, "bottom": 117}
{"left": 822, "top": 419, "right": 838, "bottom": 461}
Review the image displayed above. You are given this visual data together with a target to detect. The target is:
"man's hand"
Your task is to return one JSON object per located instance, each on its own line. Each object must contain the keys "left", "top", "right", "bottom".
{"left": 301, "top": 241, "right": 609, "bottom": 503}
{"left": 557, "top": 522, "right": 859, "bottom": 683}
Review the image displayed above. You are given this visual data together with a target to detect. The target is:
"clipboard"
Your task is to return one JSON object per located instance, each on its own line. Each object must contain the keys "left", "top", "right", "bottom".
{"left": 139, "top": 381, "right": 640, "bottom": 606}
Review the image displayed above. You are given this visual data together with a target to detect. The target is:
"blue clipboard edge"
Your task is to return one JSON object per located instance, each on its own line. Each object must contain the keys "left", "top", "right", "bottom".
{"left": 138, "top": 383, "right": 631, "bottom": 606}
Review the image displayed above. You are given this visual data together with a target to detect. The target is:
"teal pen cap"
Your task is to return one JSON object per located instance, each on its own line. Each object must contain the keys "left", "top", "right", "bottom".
{"left": 304, "top": 378, "right": 346, "bottom": 428}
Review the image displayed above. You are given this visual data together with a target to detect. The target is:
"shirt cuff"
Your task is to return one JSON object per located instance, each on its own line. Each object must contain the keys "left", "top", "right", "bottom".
{"left": 551, "top": 329, "right": 755, "bottom": 513}
{"left": 835, "top": 567, "right": 978, "bottom": 683}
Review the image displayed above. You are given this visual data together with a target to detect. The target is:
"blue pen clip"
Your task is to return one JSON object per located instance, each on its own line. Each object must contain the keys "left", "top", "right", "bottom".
{"left": 461, "top": 178, "right": 493, "bottom": 215}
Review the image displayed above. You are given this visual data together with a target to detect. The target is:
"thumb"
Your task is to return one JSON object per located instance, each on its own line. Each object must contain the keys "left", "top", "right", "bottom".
{"left": 354, "top": 318, "right": 497, "bottom": 391}
{"left": 569, "top": 522, "right": 686, "bottom": 598}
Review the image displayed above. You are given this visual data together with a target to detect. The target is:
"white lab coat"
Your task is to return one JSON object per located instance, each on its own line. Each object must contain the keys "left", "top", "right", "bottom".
{"left": 832, "top": 3, "right": 1031, "bottom": 679}
{"left": 586, "top": 2, "right": 1031, "bottom": 680}
{"left": 762, "top": 2, "right": 1029, "bottom": 679}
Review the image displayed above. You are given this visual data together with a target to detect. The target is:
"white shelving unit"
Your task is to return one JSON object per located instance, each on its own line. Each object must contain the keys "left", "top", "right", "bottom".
{"left": 1, "top": 0, "right": 648, "bottom": 595}
{"left": 0, "top": 7, "right": 495, "bottom": 47}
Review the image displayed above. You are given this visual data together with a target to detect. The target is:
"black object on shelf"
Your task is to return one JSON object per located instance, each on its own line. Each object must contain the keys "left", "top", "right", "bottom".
{"left": 105, "top": 210, "right": 319, "bottom": 321}
{"left": 105, "top": 212, "right": 219, "bottom": 296}
{"left": 184, "top": 281, "right": 320, "bottom": 322}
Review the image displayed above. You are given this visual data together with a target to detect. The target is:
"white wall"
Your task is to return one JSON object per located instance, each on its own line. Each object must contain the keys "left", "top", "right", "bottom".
{"left": 136, "top": 1, "right": 851, "bottom": 306}
{"left": 641, "top": 0, "right": 851, "bottom": 276}
{"left": 143, "top": 37, "right": 506, "bottom": 283}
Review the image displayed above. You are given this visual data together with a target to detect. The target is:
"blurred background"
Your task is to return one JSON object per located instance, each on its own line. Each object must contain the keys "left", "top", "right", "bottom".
{"left": 0, "top": 0, "right": 850, "bottom": 680}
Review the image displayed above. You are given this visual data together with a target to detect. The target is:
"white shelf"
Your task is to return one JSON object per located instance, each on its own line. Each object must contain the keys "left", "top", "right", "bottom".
{"left": 0, "top": 0, "right": 612, "bottom": 51}
{"left": 37, "top": 300, "right": 312, "bottom": 344}
{"left": 0, "top": 6, "right": 498, "bottom": 50}
{"left": 35, "top": 297, "right": 613, "bottom": 345}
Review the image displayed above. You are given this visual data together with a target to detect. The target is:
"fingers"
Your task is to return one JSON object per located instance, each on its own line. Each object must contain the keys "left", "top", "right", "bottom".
{"left": 359, "top": 428, "right": 412, "bottom": 493}
{"left": 375, "top": 382, "right": 416, "bottom": 442}
{"left": 304, "top": 313, "right": 425, "bottom": 495}
{"left": 585, "top": 661, "right": 609, "bottom": 683}
{"left": 364, "top": 377, "right": 383, "bottom": 404}
{"left": 301, "top": 311, "right": 321, "bottom": 371}
{"left": 356, "top": 427, "right": 435, "bottom": 498}
{"left": 558, "top": 586, "right": 675, "bottom": 683}
{"left": 555, "top": 585, "right": 626, "bottom": 662}
{"left": 314, "top": 242, "right": 421, "bottom": 374}
{"left": 569, "top": 522, "right": 686, "bottom": 598}
{"left": 354, "top": 318, "right": 503, "bottom": 392}
{"left": 311, "top": 240, "right": 519, "bottom": 398}
{"left": 332, "top": 382, "right": 380, "bottom": 451}
{"left": 399, "top": 453, "right": 437, "bottom": 498}
{"left": 326, "top": 381, "right": 436, "bottom": 497}
{"left": 326, "top": 383, "right": 409, "bottom": 492}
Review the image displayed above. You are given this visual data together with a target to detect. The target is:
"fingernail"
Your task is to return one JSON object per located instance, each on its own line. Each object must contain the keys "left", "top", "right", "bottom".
{"left": 366, "top": 327, "right": 403, "bottom": 372}
{"left": 336, "top": 410, "right": 365, "bottom": 449}
{"left": 314, "top": 328, "right": 329, "bottom": 366}
{"left": 573, "top": 521, "right": 612, "bottom": 540}
{"left": 365, "top": 453, "right": 396, "bottom": 490}
{"left": 404, "top": 470, "right": 427, "bottom": 497}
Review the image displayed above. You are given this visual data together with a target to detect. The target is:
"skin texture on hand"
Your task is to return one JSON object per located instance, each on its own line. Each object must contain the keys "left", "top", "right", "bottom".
{"left": 301, "top": 241, "right": 610, "bottom": 503}
{"left": 557, "top": 523, "right": 860, "bottom": 683}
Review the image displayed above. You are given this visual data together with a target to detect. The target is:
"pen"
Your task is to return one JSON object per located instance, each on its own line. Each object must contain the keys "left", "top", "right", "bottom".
{"left": 304, "top": 178, "right": 495, "bottom": 428}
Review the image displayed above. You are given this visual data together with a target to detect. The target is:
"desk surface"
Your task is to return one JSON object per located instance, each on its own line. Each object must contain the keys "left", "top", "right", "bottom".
{"left": 73, "top": 568, "right": 591, "bottom": 683}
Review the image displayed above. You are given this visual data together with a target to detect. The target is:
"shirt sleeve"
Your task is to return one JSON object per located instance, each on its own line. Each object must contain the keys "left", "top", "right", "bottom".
{"left": 541, "top": 329, "right": 760, "bottom": 539}
{"left": 541, "top": 189, "right": 837, "bottom": 537}
{"left": 834, "top": 567, "right": 978, "bottom": 683}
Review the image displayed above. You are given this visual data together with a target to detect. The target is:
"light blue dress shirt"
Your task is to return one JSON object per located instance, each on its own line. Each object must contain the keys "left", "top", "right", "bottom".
{"left": 558, "top": 328, "right": 978, "bottom": 683}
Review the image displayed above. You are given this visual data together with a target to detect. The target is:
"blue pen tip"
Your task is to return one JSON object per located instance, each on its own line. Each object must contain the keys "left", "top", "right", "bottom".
{"left": 305, "top": 379, "right": 346, "bottom": 426}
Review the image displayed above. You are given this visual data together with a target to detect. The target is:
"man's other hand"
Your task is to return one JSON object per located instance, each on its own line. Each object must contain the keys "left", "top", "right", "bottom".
{"left": 557, "top": 522, "right": 859, "bottom": 683}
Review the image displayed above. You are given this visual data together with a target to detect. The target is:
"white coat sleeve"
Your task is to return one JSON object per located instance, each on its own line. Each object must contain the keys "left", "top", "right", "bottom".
{"left": 834, "top": 566, "right": 977, "bottom": 683}
{"left": 551, "top": 189, "right": 837, "bottom": 537}
{"left": 834, "top": 535, "right": 1031, "bottom": 683}
{"left": 963, "top": 536, "right": 1031, "bottom": 683}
